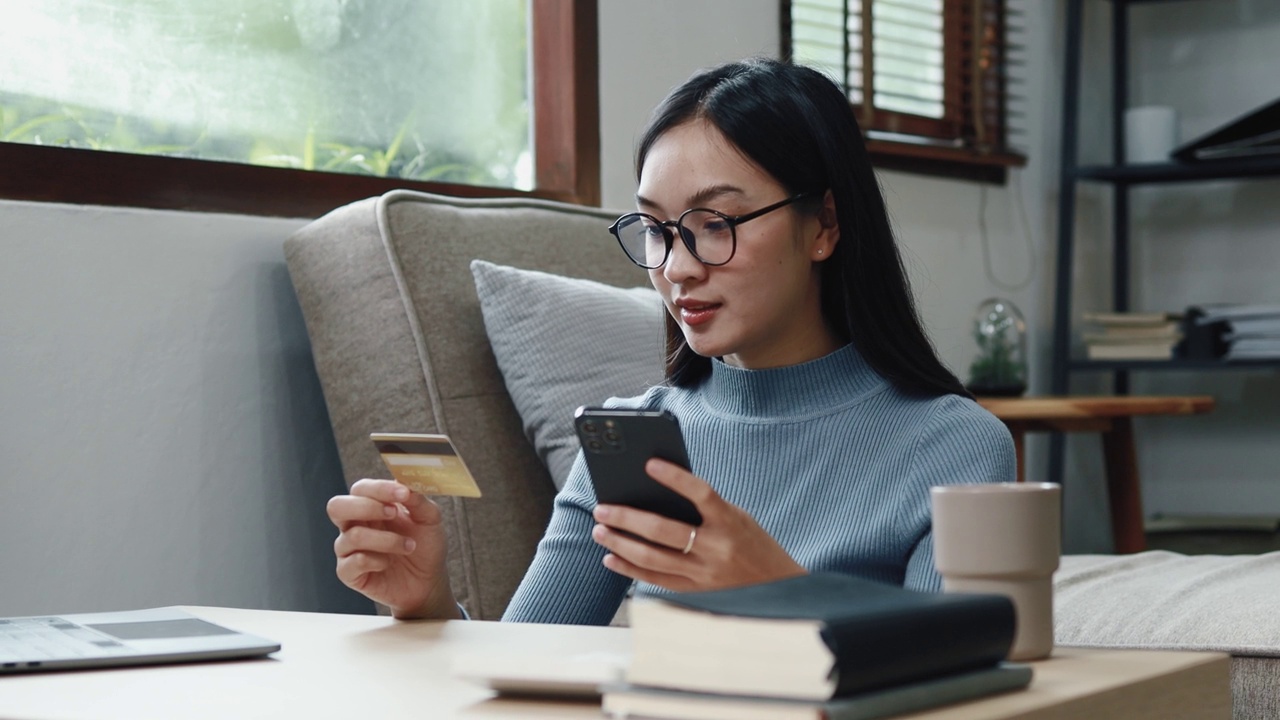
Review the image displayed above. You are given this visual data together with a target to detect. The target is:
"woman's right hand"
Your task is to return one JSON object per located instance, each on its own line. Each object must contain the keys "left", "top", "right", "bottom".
{"left": 326, "top": 479, "right": 460, "bottom": 620}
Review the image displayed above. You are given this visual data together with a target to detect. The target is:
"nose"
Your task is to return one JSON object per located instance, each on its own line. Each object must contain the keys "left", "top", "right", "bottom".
{"left": 662, "top": 226, "right": 706, "bottom": 285}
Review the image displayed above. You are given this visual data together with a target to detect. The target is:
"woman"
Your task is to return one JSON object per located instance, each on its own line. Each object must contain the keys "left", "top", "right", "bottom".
{"left": 327, "top": 58, "right": 1015, "bottom": 624}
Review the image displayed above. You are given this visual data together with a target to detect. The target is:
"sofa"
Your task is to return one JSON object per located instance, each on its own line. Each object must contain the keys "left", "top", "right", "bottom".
{"left": 284, "top": 189, "right": 1279, "bottom": 719}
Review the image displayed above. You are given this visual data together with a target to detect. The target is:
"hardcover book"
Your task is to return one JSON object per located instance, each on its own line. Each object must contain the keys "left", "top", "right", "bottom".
{"left": 626, "top": 573, "right": 1015, "bottom": 701}
{"left": 603, "top": 663, "right": 1033, "bottom": 720}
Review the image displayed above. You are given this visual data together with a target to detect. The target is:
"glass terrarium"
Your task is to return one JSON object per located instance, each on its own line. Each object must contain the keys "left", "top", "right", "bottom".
{"left": 967, "top": 298, "right": 1027, "bottom": 397}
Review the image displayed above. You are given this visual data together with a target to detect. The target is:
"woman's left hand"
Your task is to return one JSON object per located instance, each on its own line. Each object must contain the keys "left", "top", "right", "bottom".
{"left": 591, "top": 458, "right": 807, "bottom": 592}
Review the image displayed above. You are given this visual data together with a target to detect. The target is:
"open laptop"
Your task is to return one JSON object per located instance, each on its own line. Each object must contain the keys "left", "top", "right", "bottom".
{"left": 0, "top": 607, "right": 280, "bottom": 673}
{"left": 1172, "top": 97, "right": 1280, "bottom": 161}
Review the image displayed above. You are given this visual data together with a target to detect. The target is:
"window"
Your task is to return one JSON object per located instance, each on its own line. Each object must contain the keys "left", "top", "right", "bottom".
{"left": 0, "top": 0, "right": 599, "bottom": 215}
{"left": 783, "top": 0, "right": 1025, "bottom": 183}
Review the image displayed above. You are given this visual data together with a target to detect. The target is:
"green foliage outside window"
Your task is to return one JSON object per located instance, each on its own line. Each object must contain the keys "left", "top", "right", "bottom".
{"left": 0, "top": 0, "right": 531, "bottom": 188}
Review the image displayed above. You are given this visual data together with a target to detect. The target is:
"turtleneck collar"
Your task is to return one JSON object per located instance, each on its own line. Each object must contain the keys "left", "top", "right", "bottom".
{"left": 699, "top": 344, "right": 886, "bottom": 419}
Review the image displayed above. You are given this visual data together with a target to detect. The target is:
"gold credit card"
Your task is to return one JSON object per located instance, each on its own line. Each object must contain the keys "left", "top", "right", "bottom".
{"left": 370, "top": 433, "right": 482, "bottom": 498}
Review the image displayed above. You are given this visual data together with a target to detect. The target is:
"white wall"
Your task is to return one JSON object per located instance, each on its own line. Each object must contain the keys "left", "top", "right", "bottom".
{"left": 598, "top": 0, "right": 780, "bottom": 210}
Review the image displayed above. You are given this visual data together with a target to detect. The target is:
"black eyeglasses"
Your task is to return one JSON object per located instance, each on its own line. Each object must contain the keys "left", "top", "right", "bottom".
{"left": 607, "top": 191, "right": 821, "bottom": 269}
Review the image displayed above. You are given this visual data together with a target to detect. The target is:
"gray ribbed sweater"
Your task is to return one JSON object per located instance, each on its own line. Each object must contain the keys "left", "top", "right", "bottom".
{"left": 502, "top": 344, "right": 1015, "bottom": 625}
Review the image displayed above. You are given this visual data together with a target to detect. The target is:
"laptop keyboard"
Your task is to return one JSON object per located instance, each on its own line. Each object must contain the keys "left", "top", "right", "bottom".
{"left": 0, "top": 618, "right": 129, "bottom": 666}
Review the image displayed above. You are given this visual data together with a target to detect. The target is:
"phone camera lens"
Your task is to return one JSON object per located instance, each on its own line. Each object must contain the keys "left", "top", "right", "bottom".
{"left": 587, "top": 439, "right": 603, "bottom": 451}
{"left": 604, "top": 431, "right": 620, "bottom": 443}
{"left": 581, "top": 420, "right": 597, "bottom": 434}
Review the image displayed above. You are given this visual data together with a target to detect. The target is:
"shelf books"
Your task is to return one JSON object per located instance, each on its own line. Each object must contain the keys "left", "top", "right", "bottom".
{"left": 1081, "top": 311, "right": 1183, "bottom": 360}
{"left": 623, "top": 573, "right": 1016, "bottom": 703}
{"left": 603, "top": 664, "right": 1033, "bottom": 720}
{"left": 1187, "top": 304, "right": 1280, "bottom": 360}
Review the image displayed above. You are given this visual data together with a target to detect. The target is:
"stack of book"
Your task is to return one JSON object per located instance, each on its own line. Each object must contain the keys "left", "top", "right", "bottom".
{"left": 1081, "top": 311, "right": 1184, "bottom": 360}
{"left": 602, "top": 573, "right": 1032, "bottom": 720}
{"left": 1190, "top": 304, "right": 1280, "bottom": 360}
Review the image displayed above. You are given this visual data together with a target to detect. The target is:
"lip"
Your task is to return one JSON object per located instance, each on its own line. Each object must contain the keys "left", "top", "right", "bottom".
{"left": 675, "top": 298, "right": 721, "bottom": 327}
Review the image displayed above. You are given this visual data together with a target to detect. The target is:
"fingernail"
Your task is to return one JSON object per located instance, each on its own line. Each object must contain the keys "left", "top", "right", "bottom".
{"left": 594, "top": 505, "right": 612, "bottom": 521}
{"left": 383, "top": 505, "right": 396, "bottom": 518}
{"left": 404, "top": 538, "right": 416, "bottom": 552}
{"left": 393, "top": 486, "right": 410, "bottom": 502}
{"left": 592, "top": 524, "right": 607, "bottom": 540}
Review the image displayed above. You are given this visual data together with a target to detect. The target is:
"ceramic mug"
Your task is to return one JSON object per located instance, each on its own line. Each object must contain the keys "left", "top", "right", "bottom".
{"left": 931, "top": 482, "right": 1062, "bottom": 661}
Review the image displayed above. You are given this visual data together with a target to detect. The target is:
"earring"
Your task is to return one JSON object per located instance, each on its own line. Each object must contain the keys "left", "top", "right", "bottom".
{"left": 817, "top": 249, "right": 824, "bottom": 256}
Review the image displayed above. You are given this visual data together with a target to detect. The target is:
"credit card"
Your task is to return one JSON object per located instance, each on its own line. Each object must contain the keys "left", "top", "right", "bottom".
{"left": 370, "top": 433, "right": 483, "bottom": 498}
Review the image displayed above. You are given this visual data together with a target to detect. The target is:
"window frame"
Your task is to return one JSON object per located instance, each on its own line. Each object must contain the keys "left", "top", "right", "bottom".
{"left": 0, "top": 0, "right": 600, "bottom": 217}
{"left": 781, "top": 0, "right": 1025, "bottom": 184}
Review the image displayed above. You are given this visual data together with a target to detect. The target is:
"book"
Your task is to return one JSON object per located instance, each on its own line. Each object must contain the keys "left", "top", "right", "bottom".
{"left": 603, "top": 663, "right": 1033, "bottom": 720}
{"left": 625, "top": 573, "right": 1015, "bottom": 702}
{"left": 1100, "top": 324, "right": 1181, "bottom": 339}
{"left": 1086, "top": 342, "right": 1177, "bottom": 360}
{"left": 1083, "top": 331, "right": 1181, "bottom": 344}
{"left": 1081, "top": 311, "right": 1181, "bottom": 327}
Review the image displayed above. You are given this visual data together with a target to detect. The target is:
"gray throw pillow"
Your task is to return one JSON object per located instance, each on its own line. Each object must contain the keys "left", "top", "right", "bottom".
{"left": 470, "top": 260, "right": 666, "bottom": 490}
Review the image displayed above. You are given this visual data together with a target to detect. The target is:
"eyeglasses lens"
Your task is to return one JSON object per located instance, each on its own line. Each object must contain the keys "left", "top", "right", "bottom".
{"left": 614, "top": 211, "right": 734, "bottom": 268}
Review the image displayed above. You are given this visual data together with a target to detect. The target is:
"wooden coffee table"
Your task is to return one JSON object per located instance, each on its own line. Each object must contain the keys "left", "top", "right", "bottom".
{"left": 0, "top": 607, "right": 1231, "bottom": 720}
{"left": 977, "top": 395, "right": 1214, "bottom": 553}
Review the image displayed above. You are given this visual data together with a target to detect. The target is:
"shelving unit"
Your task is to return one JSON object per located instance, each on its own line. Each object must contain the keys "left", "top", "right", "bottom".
{"left": 1048, "top": 0, "right": 1280, "bottom": 487}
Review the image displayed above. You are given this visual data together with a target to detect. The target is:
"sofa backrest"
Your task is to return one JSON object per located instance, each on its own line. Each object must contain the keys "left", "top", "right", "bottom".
{"left": 284, "top": 190, "right": 648, "bottom": 619}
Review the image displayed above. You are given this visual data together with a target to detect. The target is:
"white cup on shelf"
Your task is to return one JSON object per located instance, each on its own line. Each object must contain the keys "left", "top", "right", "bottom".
{"left": 1124, "top": 106, "right": 1179, "bottom": 164}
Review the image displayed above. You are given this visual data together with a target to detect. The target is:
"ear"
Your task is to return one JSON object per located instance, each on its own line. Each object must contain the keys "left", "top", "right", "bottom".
{"left": 810, "top": 190, "right": 840, "bottom": 262}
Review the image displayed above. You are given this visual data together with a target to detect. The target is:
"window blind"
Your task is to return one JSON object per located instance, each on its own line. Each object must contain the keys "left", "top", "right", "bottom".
{"left": 787, "top": 0, "right": 1024, "bottom": 158}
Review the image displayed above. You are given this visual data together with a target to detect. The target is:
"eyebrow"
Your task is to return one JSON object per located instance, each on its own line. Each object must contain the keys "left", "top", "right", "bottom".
{"left": 635, "top": 184, "right": 748, "bottom": 213}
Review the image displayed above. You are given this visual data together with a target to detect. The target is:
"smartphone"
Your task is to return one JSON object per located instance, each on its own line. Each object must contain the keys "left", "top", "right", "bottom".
{"left": 573, "top": 407, "right": 702, "bottom": 526}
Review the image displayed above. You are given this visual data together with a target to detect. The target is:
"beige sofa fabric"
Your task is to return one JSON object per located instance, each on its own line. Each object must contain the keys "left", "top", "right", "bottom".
{"left": 1057, "top": 551, "right": 1280, "bottom": 719}
{"left": 284, "top": 190, "right": 647, "bottom": 619}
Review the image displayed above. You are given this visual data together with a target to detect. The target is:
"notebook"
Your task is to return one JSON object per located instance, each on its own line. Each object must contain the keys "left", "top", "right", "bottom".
{"left": 0, "top": 607, "right": 280, "bottom": 673}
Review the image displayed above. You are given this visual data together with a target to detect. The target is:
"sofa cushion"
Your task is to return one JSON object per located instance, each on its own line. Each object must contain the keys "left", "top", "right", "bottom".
{"left": 1056, "top": 550, "right": 1280, "bottom": 719}
{"left": 471, "top": 260, "right": 665, "bottom": 490}
{"left": 285, "top": 190, "right": 650, "bottom": 620}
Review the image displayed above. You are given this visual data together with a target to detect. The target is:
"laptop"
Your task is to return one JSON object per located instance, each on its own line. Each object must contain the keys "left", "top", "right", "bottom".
{"left": 1172, "top": 97, "right": 1280, "bottom": 161}
{"left": 0, "top": 607, "right": 280, "bottom": 673}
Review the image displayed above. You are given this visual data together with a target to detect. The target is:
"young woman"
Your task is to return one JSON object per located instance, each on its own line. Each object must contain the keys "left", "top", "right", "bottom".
{"left": 327, "top": 58, "right": 1015, "bottom": 624}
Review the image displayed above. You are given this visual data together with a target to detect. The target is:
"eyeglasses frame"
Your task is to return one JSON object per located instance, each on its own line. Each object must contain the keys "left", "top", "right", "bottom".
{"left": 607, "top": 190, "right": 822, "bottom": 269}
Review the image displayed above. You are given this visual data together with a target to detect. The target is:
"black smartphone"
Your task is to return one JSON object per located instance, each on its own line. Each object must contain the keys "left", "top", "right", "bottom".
{"left": 573, "top": 406, "right": 702, "bottom": 526}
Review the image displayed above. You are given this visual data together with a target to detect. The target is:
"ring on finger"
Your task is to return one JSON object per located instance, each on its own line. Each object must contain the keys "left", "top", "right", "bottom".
{"left": 681, "top": 527, "right": 697, "bottom": 555}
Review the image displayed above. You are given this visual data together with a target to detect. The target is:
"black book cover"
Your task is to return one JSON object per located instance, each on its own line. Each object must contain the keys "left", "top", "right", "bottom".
{"left": 656, "top": 572, "right": 1016, "bottom": 697}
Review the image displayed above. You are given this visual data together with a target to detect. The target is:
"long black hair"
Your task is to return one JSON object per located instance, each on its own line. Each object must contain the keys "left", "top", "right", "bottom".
{"left": 636, "top": 58, "right": 969, "bottom": 399}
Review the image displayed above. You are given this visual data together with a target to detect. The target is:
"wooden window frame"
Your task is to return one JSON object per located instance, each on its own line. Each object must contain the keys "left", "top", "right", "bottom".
{"left": 781, "top": 0, "right": 1025, "bottom": 184}
{"left": 0, "top": 0, "right": 600, "bottom": 217}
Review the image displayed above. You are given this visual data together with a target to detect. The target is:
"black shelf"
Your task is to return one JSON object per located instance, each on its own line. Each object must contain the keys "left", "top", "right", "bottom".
{"left": 1075, "top": 156, "right": 1280, "bottom": 184}
{"left": 1069, "top": 358, "right": 1280, "bottom": 371}
{"left": 1047, "top": 0, "right": 1274, "bottom": 490}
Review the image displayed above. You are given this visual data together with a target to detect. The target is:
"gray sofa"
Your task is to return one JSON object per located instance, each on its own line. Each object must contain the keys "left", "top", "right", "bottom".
{"left": 284, "top": 190, "right": 1279, "bottom": 719}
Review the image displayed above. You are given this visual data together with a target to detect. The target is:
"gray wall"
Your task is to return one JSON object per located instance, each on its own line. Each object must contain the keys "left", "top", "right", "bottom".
{"left": 1, "top": 1, "right": 1277, "bottom": 616}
